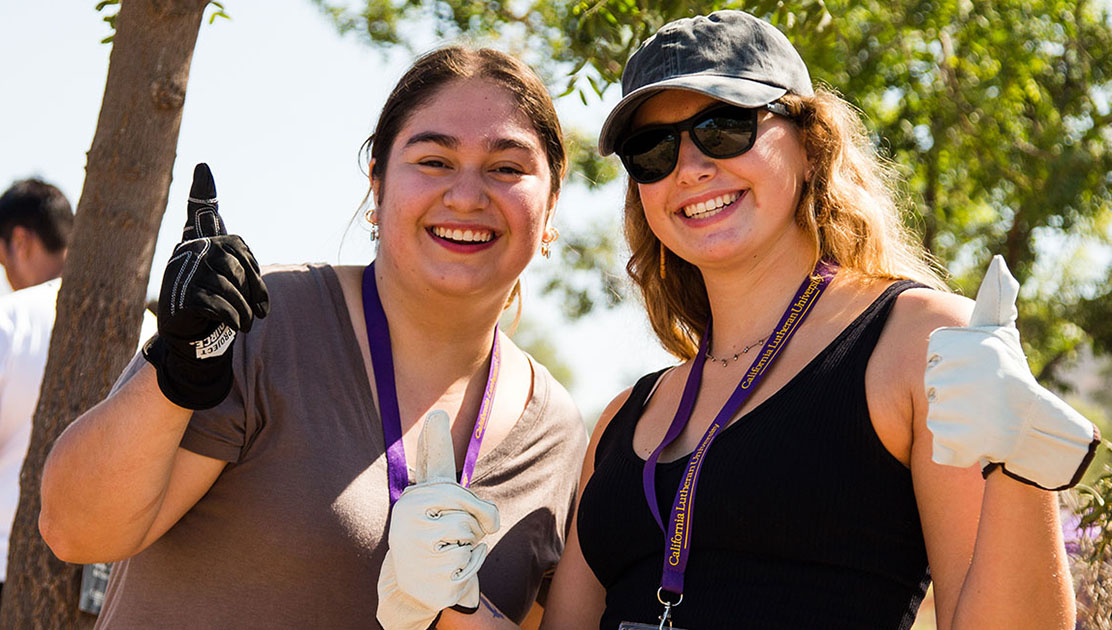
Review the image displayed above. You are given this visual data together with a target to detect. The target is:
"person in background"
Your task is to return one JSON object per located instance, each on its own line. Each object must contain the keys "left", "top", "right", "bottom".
{"left": 0, "top": 179, "right": 70, "bottom": 292}
{"left": 0, "top": 178, "right": 73, "bottom": 600}
{"left": 0, "top": 179, "right": 157, "bottom": 607}
{"left": 39, "top": 46, "right": 586, "bottom": 630}
{"left": 432, "top": 10, "right": 1097, "bottom": 630}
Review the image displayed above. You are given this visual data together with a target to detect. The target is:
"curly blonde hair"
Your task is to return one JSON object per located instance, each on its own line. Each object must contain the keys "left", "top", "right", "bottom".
{"left": 623, "top": 87, "right": 948, "bottom": 360}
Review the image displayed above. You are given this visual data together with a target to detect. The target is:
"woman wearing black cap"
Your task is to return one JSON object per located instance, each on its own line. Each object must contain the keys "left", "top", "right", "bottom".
{"left": 435, "top": 9, "right": 1095, "bottom": 630}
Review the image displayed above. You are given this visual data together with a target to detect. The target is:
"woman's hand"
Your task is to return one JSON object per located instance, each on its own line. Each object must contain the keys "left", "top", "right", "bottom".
{"left": 924, "top": 255, "right": 1099, "bottom": 490}
{"left": 142, "top": 163, "right": 269, "bottom": 410}
{"left": 378, "top": 412, "right": 500, "bottom": 630}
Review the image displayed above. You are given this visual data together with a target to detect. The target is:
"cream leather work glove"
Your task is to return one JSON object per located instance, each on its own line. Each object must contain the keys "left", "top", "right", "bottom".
{"left": 377, "top": 411, "right": 500, "bottom": 630}
{"left": 924, "top": 255, "right": 1100, "bottom": 490}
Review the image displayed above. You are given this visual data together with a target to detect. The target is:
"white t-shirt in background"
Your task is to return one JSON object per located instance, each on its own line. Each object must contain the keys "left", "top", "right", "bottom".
{"left": 0, "top": 279, "right": 156, "bottom": 578}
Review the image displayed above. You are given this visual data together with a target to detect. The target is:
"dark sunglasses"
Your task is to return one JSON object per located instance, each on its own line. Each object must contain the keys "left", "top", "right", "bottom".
{"left": 617, "top": 102, "right": 789, "bottom": 184}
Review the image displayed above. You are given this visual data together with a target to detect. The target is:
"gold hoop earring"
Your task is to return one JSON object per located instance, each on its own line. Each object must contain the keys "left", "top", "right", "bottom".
{"left": 659, "top": 241, "right": 667, "bottom": 280}
{"left": 540, "top": 226, "right": 559, "bottom": 259}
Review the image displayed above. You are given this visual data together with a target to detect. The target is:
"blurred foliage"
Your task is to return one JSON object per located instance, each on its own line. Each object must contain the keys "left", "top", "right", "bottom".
{"left": 1064, "top": 484, "right": 1112, "bottom": 628}
{"left": 546, "top": 216, "right": 626, "bottom": 319}
{"left": 315, "top": 0, "right": 1112, "bottom": 384}
{"left": 836, "top": 0, "right": 1112, "bottom": 391}
{"left": 504, "top": 315, "right": 576, "bottom": 390}
{"left": 1077, "top": 451, "right": 1112, "bottom": 561}
{"left": 564, "top": 127, "right": 621, "bottom": 191}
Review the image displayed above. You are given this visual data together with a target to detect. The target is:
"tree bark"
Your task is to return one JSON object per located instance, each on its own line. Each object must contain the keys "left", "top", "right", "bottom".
{"left": 0, "top": 1, "right": 208, "bottom": 626}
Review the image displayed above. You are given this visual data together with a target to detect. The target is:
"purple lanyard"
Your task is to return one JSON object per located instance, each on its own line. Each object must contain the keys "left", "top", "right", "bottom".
{"left": 361, "top": 263, "right": 501, "bottom": 505}
{"left": 643, "top": 260, "right": 836, "bottom": 598}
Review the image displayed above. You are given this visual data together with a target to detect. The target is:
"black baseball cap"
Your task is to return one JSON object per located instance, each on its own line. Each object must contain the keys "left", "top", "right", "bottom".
{"left": 598, "top": 10, "right": 813, "bottom": 156}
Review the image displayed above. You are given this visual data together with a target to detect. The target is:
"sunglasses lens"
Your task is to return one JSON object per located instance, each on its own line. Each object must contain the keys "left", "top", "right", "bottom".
{"left": 617, "top": 105, "right": 766, "bottom": 182}
{"left": 693, "top": 110, "right": 758, "bottom": 158}
{"left": 620, "top": 129, "right": 678, "bottom": 183}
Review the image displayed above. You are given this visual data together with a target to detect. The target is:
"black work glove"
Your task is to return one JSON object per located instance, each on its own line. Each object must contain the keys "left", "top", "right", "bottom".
{"left": 142, "top": 163, "right": 270, "bottom": 410}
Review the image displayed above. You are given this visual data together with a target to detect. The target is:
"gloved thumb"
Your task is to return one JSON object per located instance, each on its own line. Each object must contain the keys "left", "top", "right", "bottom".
{"left": 183, "top": 163, "right": 228, "bottom": 241}
{"left": 968, "top": 255, "right": 1019, "bottom": 328}
{"left": 416, "top": 410, "right": 457, "bottom": 484}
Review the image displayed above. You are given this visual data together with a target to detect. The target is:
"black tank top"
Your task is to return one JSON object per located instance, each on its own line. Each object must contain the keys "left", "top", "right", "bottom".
{"left": 578, "top": 281, "right": 930, "bottom": 630}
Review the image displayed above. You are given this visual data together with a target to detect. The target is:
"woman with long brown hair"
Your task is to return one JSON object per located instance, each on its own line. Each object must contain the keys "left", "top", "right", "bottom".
{"left": 39, "top": 46, "right": 586, "bottom": 629}
{"left": 438, "top": 10, "right": 1097, "bottom": 630}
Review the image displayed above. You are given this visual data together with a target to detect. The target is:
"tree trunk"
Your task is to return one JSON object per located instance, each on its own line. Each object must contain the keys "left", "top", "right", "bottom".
{"left": 0, "top": 1, "right": 208, "bottom": 626}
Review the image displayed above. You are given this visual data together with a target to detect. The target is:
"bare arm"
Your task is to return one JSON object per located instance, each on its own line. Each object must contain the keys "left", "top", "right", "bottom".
{"left": 538, "top": 390, "right": 633, "bottom": 630}
{"left": 912, "top": 401, "right": 1075, "bottom": 630}
{"left": 912, "top": 390, "right": 1075, "bottom": 629}
{"left": 438, "top": 388, "right": 633, "bottom": 630}
{"left": 41, "top": 164, "right": 268, "bottom": 565}
{"left": 534, "top": 492, "right": 606, "bottom": 630}
{"left": 885, "top": 290, "right": 1075, "bottom": 630}
{"left": 39, "top": 363, "right": 225, "bottom": 563}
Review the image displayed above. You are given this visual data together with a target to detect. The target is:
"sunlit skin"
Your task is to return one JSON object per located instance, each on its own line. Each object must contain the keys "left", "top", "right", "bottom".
{"left": 632, "top": 90, "right": 812, "bottom": 277}
{"left": 0, "top": 226, "right": 66, "bottom": 291}
{"left": 371, "top": 78, "right": 556, "bottom": 305}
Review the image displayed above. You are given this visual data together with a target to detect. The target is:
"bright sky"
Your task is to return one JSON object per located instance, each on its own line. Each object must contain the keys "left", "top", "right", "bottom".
{"left": 0, "top": 0, "right": 674, "bottom": 420}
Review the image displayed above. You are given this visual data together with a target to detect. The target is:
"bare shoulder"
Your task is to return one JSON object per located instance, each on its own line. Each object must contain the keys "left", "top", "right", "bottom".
{"left": 865, "top": 284, "right": 973, "bottom": 466}
{"left": 591, "top": 386, "right": 636, "bottom": 447}
{"left": 863, "top": 289, "right": 950, "bottom": 362}
{"left": 888, "top": 286, "right": 973, "bottom": 334}
{"left": 873, "top": 287, "right": 973, "bottom": 383}
{"left": 578, "top": 383, "right": 641, "bottom": 479}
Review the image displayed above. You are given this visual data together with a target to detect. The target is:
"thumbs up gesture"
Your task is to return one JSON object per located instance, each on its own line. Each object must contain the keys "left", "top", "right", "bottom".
{"left": 924, "top": 255, "right": 1100, "bottom": 490}
{"left": 377, "top": 411, "right": 500, "bottom": 630}
{"left": 142, "top": 163, "right": 269, "bottom": 410}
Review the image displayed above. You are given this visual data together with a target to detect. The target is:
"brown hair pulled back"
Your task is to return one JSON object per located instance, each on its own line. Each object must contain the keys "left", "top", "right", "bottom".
{"left": 364, "top": 46, "right": 566, "bottom": 201}
{"left": 361, "top": 46, "right": 566, "bottom": 319}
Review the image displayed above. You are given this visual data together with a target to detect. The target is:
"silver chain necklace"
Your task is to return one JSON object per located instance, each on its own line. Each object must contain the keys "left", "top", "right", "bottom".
{"left": 704, "top": 336, "right": 768, "bottom": 368}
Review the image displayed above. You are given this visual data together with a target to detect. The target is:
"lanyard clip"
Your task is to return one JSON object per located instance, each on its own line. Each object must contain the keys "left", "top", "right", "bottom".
{"left": 657, "top": 603, "right": 672, "bottom": 630}
{"left": 656, "top": 588, "right": 683, "bottom": 630}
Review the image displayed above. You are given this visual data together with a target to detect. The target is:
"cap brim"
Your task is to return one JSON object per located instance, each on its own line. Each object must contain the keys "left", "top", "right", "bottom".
{"left": 598, "top": 76, "right": 788, "bottom": 155}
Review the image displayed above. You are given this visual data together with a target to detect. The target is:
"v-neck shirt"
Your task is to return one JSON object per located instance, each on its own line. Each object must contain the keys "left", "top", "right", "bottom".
{"left": 97, "top": 264, "right": 587, "bottom": 629}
